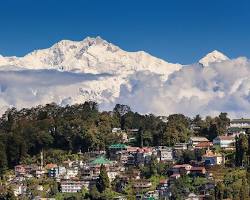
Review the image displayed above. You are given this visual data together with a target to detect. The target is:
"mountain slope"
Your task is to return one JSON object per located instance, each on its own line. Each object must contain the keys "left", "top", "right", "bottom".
{"left": 0, "top": 36, "right": 183, "bottom": 115}
{"left": 0, "top": 36, "right": 181, "bottom": 78}
{"left": 2, "top": 37, "right": 250, "bottom": 118}
{"left": 199, "top": 50, "right": 228, "bottom": 67}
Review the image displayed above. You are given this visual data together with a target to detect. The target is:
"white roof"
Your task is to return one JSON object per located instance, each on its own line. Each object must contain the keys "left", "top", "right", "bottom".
{"left": 190, "top": 137, "right": 209, "bottom": 142}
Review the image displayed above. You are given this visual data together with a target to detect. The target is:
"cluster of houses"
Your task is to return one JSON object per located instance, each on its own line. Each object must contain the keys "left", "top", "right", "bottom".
{"left": 5, "top": 118, "right": 250, "bottom": 199}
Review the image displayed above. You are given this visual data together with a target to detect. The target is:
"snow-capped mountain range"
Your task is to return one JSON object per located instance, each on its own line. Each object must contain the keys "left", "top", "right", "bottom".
{"left": 0, "top": 36, "right": 249, "bottom": 117}
{"left": 0, "top": 36, "right": 181, "bottom": 76}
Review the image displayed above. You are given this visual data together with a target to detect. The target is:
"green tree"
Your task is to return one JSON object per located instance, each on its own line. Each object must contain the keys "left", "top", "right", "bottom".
{"left": 0, "top": 141, "right": 7, "bottom": 176}
{"left": 235, "top": 134, "right": 249, "bottom": 167}
{"left": 149, "top": 155, "right": 158, "bottom": 177}
{"left": 89, "top": 185, "right": 101, "bottom": 200}
{"left": 215, "top": 182, "right": 225, "bottom": 200}
{"left": 162, "top": 114, "right": 191, "bottom": 146}
{"left": 5, "top": 187, "right": 16, "bottom": 200}
{"left": 240, "top": 178, "right": 249, "bottom": 200}
{"left": 96, "top": 164, "right": 110, "bottom": 193}
{"left": 182, "top": 150, "right": 196, "bottom": 163}
{"left": 216, "top": 113, "right": 230, "bottom": 136}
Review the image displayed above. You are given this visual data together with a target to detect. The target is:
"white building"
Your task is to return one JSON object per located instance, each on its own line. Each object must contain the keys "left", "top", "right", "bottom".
{"left": 213, "top": 136, "right": 235, "bottom": 148}
{"left": 189, "top": 137, "right": 209, "bottom": 147}
{"left": 227, "top": 127, "right": 246, "bottom": 137}
{"left": 48, "top": 166, "right": 66, "bottom": 178}
{"left": 156, "top": 146, "right": 173, "bottom": 161}
{"left": 64, "top": 167, "right": 78, "bottom": 179}
{"left": 60, "top": 180, "right": 85, "bottom": 193}
{"left": 107, "top": 170, "right": 119, "bottom": 181}
{"left": 230, "top": 118, "right": 250, "bottom": 128}
{"left": 174, "top": 143, "right": 188, "bottom": 150}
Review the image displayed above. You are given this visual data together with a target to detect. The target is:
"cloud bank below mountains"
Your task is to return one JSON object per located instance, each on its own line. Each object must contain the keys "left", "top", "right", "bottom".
{"left": 117, "top": 57, "right": 250, "bottom": 117}
{"left": 1, "top": 57, "right": 250, "bottom": 117}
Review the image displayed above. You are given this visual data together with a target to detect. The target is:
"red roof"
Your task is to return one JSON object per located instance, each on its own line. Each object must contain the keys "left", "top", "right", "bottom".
{"left": 127, "top": 147, "right": 139, "bottom": 152}
{"left": 159, "top": 179, "right": 168, "bottom": 184}
{"left": 203, "top": 150, "right": 222, "bottom": 157}
{"left": 45, "top": 163, "right": 57, "bottom": 169}
{"left": 217, "top": 136, "right": 234, "bottom": 140}
{"left": 190, "top": 167, "right": 206, "bottom": 171}
{"left": 195, "top": 141, "right": 213, "bottom": 148}
{"left": 137, "top": 147, "right": 153, "bottom": 153}
{"left": 173, "top": 164, "right": 192, "bottom": 169}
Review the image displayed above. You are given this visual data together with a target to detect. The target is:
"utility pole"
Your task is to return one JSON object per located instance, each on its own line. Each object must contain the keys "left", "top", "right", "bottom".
{"left": 40, "top": 149, "right": 44, "bottom": 169}
{"left": 140, "top": 129, "right": 143, "bottom": 148}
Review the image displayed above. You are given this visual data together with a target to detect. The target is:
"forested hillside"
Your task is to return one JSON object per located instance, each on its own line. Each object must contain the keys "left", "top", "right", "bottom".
{"left": 0, "top": 102, "right": 231, "bottom": 176}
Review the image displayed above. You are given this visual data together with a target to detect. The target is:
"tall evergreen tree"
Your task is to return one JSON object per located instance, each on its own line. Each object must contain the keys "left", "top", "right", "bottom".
{"left": 235, "top": 134, "right": 249, "bottom": 167}
{"left": 96, "top": 164, "right": 110, "bottom": 193}
{"left": 0, "top": 141, "right": 7, "bottom": 176}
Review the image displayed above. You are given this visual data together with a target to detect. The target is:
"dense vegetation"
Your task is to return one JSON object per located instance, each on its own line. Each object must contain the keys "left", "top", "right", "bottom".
{"left": 1, "top": 102, "right": 250, "bottom": 199}
{"left": 0, "top": 102, "right": 232, "bottom": 176}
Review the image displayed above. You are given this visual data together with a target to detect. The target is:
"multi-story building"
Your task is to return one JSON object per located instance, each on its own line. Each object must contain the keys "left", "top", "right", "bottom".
{"left": 202, "top": 150, "right": 224, "bottom": 166}
{"left": 14, "top": 164, "right": 39, "bottom": 177}
{"left": 132, "top": 180, "right": 152, "bottom": 191}
{"left": 189, "top": 137, "right": 209, "bottom": 147}
{"left": 156, "top": 146, "right": 173, "bottom": 162}
{"left": 109, "top": 144, "right": 128, "bottom": 160}
{"left": 173, "top": 143, "right": 188, "bottom": 151}
{"left": 194, "top": 141, "right": 213, "bottom": 150}
{"left": 171, "top": 164, "right": 192, "bottom": 175}
{"left": 60, "top": 179, "right": 85, "bottom": 193}
{"left": 48, "top": 166, "right": 66, "bottom": 178}
{"left": 213, "top": 136, "right": 235, "bottom": 149}
{"left": 64, "top": 167, "right": 79, "bottom": 179}
{"left": 14, "top": 165, "right": 26, "bottom": 176}
{"left": 230, "top": 118, "right": 250, "bottom": 129}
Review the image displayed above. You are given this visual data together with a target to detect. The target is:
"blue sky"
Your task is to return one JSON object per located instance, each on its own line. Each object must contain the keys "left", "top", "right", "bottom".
{"left": 0, "top": 0, "right": 249, "bottom": 63}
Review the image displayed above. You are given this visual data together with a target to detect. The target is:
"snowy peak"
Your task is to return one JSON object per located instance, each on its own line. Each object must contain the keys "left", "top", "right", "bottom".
{"left": 0, "top": 36, "right": 181, "bottom": 77}
{"left": 22, "top": 36, "right": 121, "bottom": 69}
{"left": 49, "top": 36, "right": 113, "bottom": 51}
{"left": 199, "top": 50, "right": 229, "bottom": 66}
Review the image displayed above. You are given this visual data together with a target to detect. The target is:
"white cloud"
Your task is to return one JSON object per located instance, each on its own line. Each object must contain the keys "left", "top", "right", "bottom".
{"left": 1, "top": 57, "right": 250, "bottom": 118}
{"left": 115, "top": 57, "right": 250, "bottom": 117}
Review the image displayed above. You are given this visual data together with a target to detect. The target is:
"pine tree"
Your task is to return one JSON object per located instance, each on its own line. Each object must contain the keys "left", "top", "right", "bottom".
{"left": 240, "top": 178, "right": 249, "bottom": 200}
{"left": 235, "top": 135, "right": 240, "bottom": 167}
{"left": 236, "top": 134, "right": 249, "bottom": 167}
{"left": 96, "top": 164, "right": 110, "bottom": 193}
{"left": 149, "top": 154, "right": 158, "bottom": 176}
{"left": 0, "top": 142, "right": 7, "bottom": 176}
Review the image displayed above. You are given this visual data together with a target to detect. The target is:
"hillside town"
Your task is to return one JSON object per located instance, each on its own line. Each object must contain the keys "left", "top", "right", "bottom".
{"left": 2, "top": 0, "right": 250, "bottom": 199}
{"left": 1, "top": 110, "right": 250, "bottom": 200}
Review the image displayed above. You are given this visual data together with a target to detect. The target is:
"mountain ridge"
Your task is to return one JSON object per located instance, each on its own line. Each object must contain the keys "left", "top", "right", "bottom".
{"left": 1, "top": 36, "right": 245, "bottom": 117}
{"left": 0, "top": 36, "right": 229, "bottom": 74}
{"left": 0, "top": 36, "right": 182, "bottom": 78}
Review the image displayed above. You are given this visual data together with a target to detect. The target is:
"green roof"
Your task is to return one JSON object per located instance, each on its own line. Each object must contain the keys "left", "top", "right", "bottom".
{"left": 91, "top": 156, "right": 112, "bottom": 165}
{"left": 109, "top": 143, "right": 128, "bottom": 149}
